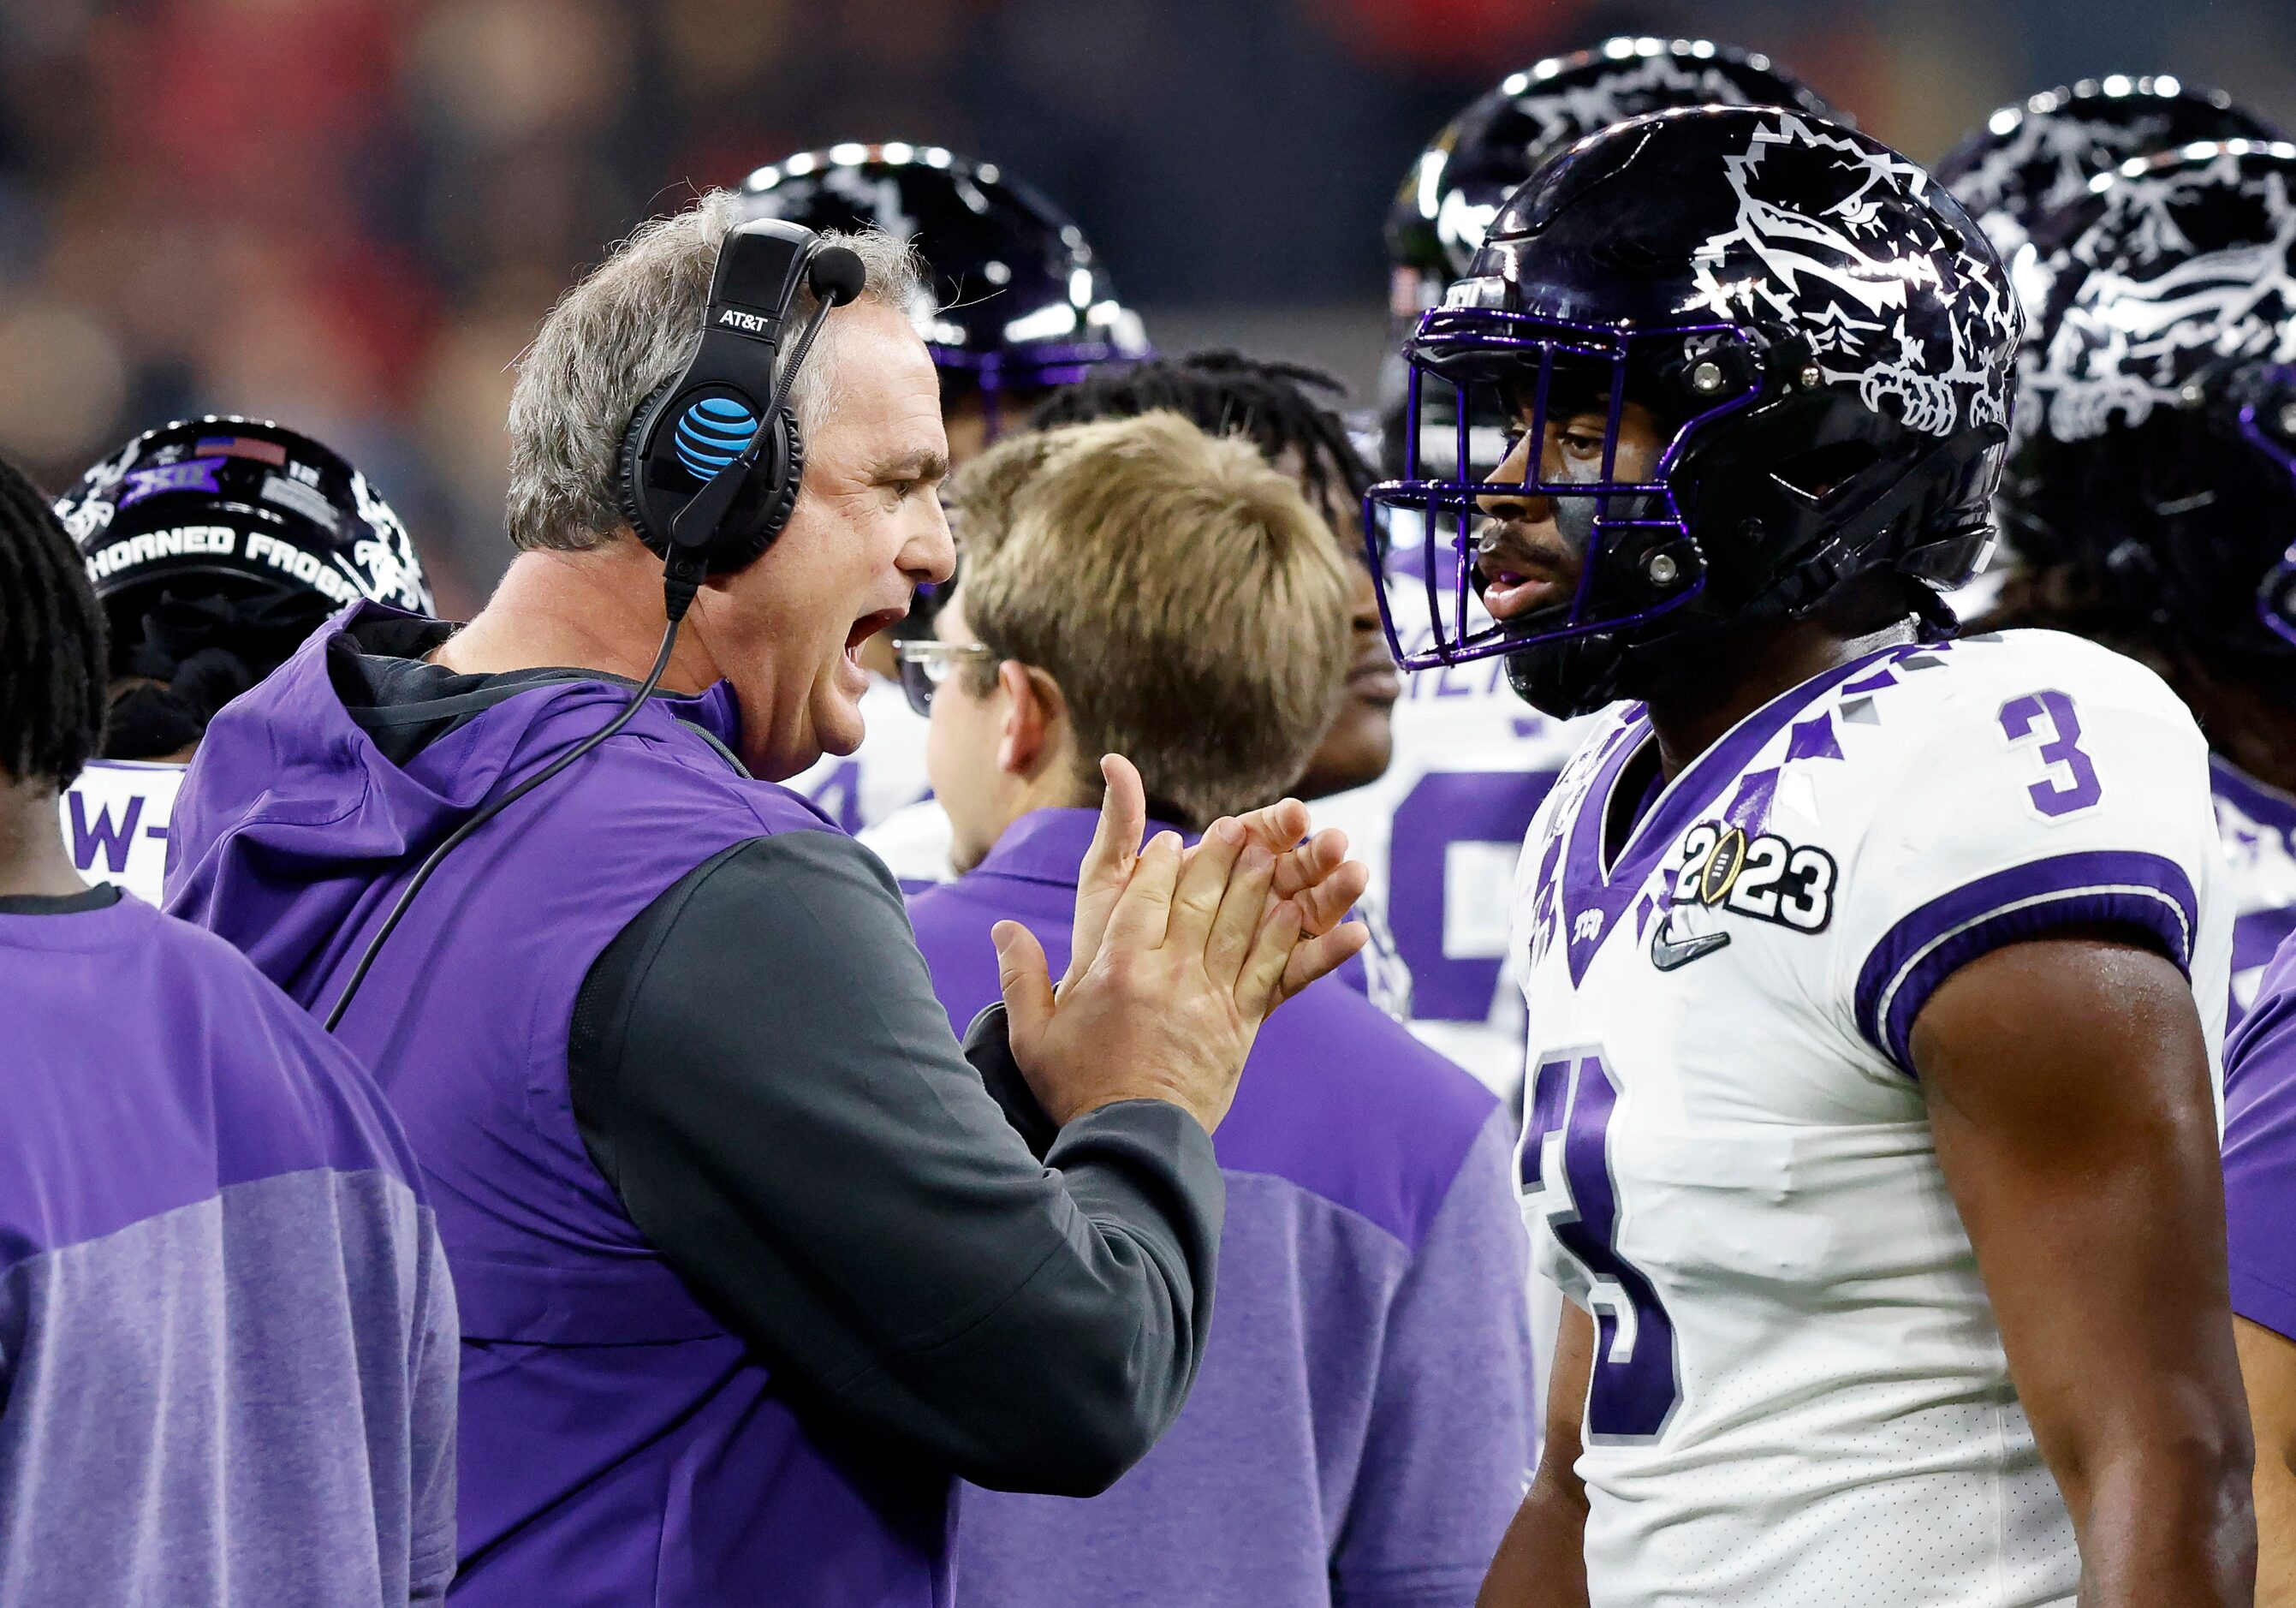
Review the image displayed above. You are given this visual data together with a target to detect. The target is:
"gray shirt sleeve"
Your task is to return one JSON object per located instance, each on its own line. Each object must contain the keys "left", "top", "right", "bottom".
{"left": 568, "top": 830, "right": 1224, "bottom": 1496}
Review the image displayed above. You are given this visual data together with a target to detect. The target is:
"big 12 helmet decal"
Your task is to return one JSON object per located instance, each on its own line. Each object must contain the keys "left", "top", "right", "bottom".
{"left": 58, "top": 416, "right": 435, "bottom": 618}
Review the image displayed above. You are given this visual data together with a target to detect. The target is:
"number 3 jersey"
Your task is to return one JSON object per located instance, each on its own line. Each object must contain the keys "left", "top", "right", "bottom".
{"left": 1510, "top": 628, "right": 2229, "bottom": 1608}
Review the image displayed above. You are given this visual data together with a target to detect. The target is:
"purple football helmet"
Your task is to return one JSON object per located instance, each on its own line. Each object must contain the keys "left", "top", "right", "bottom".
{"left": 740, "top": 145, "right": 1150, "bottom": 434}
{"left": 1378, "top": 37, "right": 1837, "bottom": 479}
{"left": 1938, "top": 76, "right": 2281, "bottom": 269}
{"left": 2010, "top": 140, "right": 2296, "bottom": 674}
{"left": 1369, "top": 107, "right": 2021, "bottom": 717}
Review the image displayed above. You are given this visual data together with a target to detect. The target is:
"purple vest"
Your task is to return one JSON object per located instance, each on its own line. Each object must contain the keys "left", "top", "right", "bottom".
{"left": 168, "top": 605, "right": 949, "bottom": 1607}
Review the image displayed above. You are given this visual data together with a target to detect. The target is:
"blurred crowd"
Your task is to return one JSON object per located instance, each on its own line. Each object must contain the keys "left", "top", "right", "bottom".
{"left": 4, "top": 0, "right": 2295, "bottom": 611}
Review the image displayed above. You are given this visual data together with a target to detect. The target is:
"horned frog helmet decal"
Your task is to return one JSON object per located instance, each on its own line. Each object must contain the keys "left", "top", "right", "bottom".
{"left": 2035, "top": 143, "right": 2296, "bottom": 444}
{"left": 1687, "top": 112, "right": 2020, "bottom": 439}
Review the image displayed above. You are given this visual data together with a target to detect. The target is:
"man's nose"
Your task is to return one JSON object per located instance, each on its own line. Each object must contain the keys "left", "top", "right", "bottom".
{"left": 904, "top": 497, "right": 957, "bottom": 586}
{"left": 1473, "top": 430, "right": 1549, "bottom": 524}
{"left": 1476, "top": 484, "right": 1543, "bottom": 524}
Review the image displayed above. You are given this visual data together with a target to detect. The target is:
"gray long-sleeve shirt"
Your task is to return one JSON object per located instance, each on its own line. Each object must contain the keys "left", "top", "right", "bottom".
{"left": 567, "top": 831, "right": 1225, "bottom": 1492}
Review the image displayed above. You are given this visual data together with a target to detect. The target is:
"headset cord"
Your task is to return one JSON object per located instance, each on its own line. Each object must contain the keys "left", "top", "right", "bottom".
{"left": 321, "top": 248, "right": 851, "bottom": 1033}
{"left": 321, "top": 599, "right": 690, "bottom": 1033}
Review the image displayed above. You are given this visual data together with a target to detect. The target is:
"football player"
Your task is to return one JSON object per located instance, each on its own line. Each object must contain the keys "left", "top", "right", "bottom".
{"left": 1344, "top": 37, "right": 1838, "bottom": 1098}
{"left": 1952, "top": 113, "right": 2296, "bottom": 1026}
{"left": 742, "top": 146, "right": 1151, "bottom": 837}
{"left": 0, "top": 447, "right": 456, "bottom": 1607}
{"left": 51, "top": 417, "right": 432, "bottom": 904}
{"left": 2017, "top": 140, "right": 2296, "bottom": 1602}
{"left": 1371, "top": 105, "right": 2247, "bottom": 1604}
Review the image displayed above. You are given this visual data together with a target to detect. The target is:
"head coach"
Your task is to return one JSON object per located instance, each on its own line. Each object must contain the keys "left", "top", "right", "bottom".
{"left": 164, "top": 192, "right": 1367, "bottom": 1607}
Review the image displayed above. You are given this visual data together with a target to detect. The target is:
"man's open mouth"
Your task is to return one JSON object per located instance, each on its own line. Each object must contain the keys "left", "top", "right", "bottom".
{"left": 1473, "top": 530, "right": 1577, "bottom": 622}
{"left": 845, "top": 607, "right": 906, "bottom": 665}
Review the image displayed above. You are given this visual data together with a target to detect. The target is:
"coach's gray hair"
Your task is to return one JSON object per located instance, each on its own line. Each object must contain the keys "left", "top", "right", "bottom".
{"left": 504, "top": 189, "right": 930, "bottom": 553}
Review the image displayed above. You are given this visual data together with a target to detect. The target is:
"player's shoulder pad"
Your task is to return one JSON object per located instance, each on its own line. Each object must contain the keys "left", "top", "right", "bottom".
{"left": 1896, "top": 628, "right": 2202, "bottom": 742}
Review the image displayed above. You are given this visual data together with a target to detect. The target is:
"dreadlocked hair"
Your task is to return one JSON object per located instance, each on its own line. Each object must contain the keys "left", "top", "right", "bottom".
{"left": 1031, "top": 350, "right": 1377, "bottom": 533}
{"left": 0, "top": 452, "right": 105, "bottom": 790}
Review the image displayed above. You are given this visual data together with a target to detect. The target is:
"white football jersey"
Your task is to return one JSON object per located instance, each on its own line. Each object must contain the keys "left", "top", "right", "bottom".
{"left": 860, "top": 795, "right": 961, "bottom": 892}
{"left": 60, "top": 759, "right": 185, "bottom": 906}
{"left": 1315, "top": 573, "right": 1598, "bottom": 1097}
{"left": 2211, "top": 755, "right": 2296, "bottom": 1028}
{"left": 1512, "top": 628, "right": 2228, "bottom": 1608}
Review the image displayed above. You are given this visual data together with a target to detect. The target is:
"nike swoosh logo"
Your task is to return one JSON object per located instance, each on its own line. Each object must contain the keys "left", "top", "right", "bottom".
{"left": 1650, "top": 924, "right": 1731, "bottom": 972}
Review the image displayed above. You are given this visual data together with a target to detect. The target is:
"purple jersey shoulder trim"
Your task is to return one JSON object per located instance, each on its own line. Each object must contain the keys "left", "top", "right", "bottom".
{"left": 1853, "top": 849, "right": 2198, "bottom": 1076}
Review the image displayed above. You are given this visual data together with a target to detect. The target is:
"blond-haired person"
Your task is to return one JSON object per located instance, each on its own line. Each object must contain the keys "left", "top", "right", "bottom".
{"left": 905, "top": 411, "right": 1534, "bottom": 1608}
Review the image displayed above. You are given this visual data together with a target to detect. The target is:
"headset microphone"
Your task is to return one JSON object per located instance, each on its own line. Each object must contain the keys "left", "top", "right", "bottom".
{"left": 324, "top": 222, "right": 860, "bottom": 1032}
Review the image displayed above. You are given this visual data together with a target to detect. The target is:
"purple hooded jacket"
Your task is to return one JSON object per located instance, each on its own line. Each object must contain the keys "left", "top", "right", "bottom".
{"left": 167, "top": 604, "right": 1230, "bottom": 1607}
{"left": 166, "top": 607, "right": 937, "bottom": 1605}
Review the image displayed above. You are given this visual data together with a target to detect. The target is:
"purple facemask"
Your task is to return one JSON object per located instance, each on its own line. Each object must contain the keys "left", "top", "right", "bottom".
{"left": 1363, "top": 305, "right": 1760, "bottom": 671}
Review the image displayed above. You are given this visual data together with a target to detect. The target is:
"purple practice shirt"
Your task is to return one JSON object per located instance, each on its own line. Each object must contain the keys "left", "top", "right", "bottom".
{"left": 2225, "top": 935, "right": 2296, "bottom": 1340}
{"left": 0, "top": 888, "right": 456, "bottom": 1605}
{"left": 906, "top": 809, "right": 1534, "bottom": 1608}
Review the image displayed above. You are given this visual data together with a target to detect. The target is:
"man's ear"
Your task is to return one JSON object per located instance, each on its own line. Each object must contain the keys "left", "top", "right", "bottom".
{"left": 995, "top": 660, "right": 1066, "bottom": 779}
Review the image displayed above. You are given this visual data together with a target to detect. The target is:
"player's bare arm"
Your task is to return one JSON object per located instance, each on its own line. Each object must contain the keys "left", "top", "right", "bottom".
{"left": 1479, "top": 1304, "right": 1594, "bottom": 1608}
{"left": 1917, "top": 933, "right": 2254, "bottom": 1605}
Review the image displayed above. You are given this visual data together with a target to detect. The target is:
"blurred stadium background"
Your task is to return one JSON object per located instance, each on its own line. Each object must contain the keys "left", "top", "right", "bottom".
{"left": 4, "top": 0, "right": 2293, "bottom": 613}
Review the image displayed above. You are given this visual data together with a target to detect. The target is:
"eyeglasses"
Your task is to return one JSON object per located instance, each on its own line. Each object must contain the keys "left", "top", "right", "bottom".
{"left": 895, "top": 640, "right": 996, "bottom": 716}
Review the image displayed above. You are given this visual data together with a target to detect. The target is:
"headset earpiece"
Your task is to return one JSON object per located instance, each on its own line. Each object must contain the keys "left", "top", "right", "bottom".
{"left": 620, "top": 381, "right": 806, "bottom": 574}
{"left": 615, "top": 381, "right": 672, "bottom": 545}
{"left": 616, "top": 219, "right": 834, "bottom": 580}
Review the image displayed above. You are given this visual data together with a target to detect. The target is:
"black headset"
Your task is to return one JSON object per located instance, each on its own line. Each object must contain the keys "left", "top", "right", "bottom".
{"left": 323, "top": 219, "right": 865, "bottom": 1031}
{"left": 619, "top": 217, "right": 869, "bottom": 599}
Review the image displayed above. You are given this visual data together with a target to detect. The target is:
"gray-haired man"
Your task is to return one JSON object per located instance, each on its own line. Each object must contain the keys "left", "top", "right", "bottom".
{"left": 167, "top": 192, "right": 1367, "bottom": 1605}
